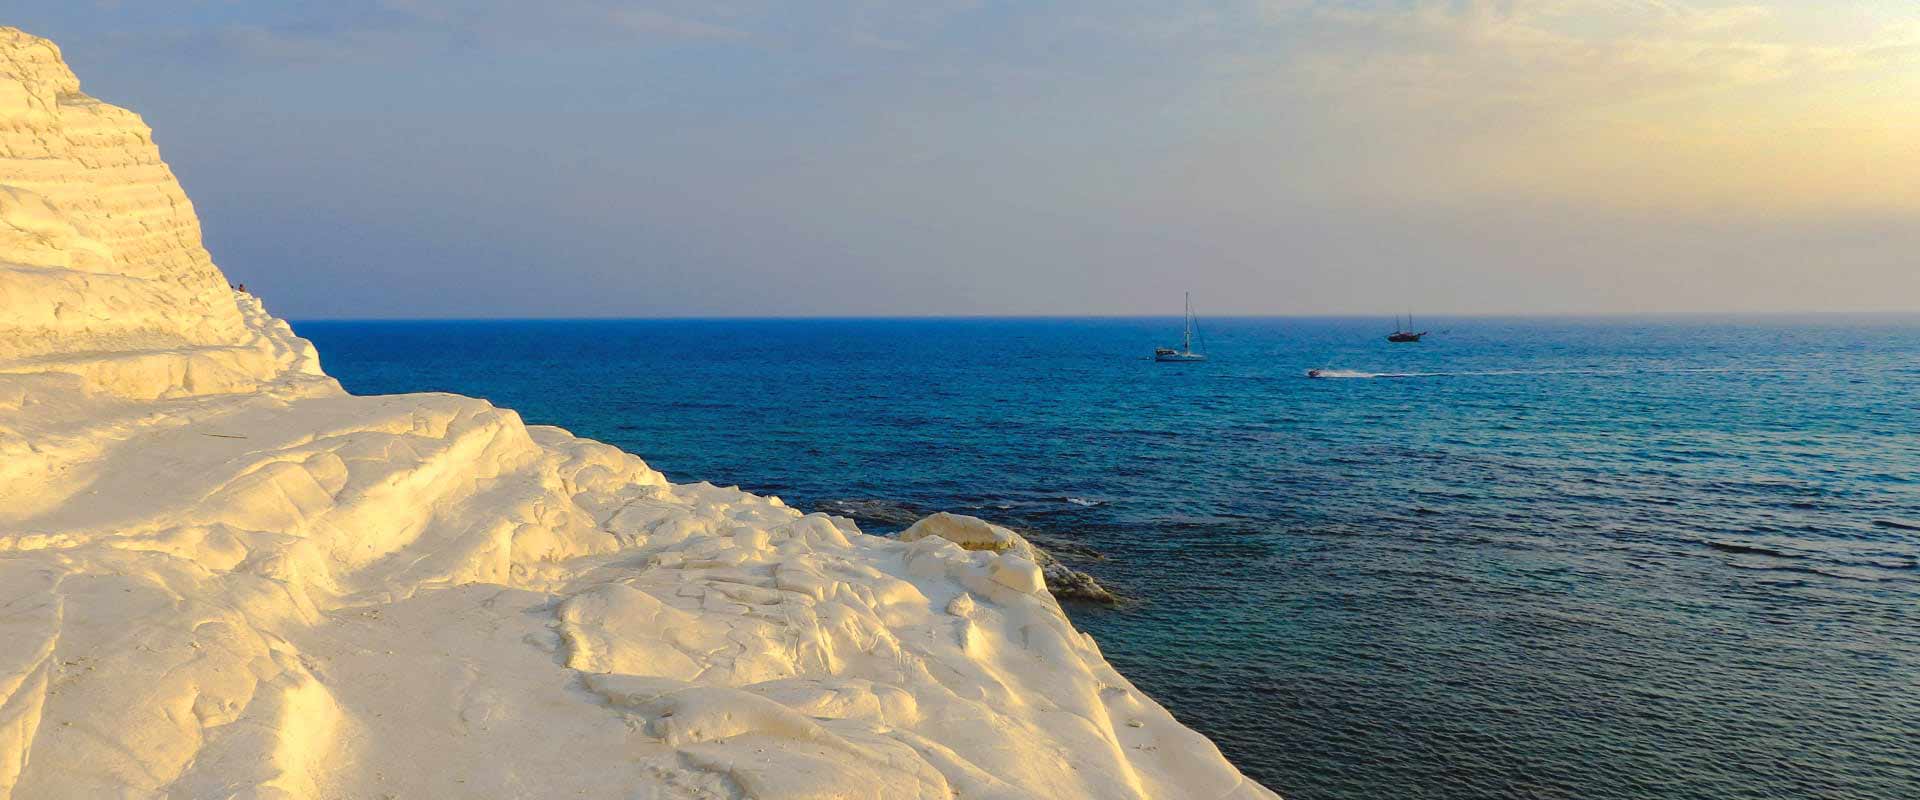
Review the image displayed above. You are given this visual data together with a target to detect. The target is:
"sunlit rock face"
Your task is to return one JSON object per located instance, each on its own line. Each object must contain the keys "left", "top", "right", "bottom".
{"left": 0, "top": 29, "right": 314, "bottom": 401}
{"left": 0, "top": 27, "right": 1278, "bottom": 800}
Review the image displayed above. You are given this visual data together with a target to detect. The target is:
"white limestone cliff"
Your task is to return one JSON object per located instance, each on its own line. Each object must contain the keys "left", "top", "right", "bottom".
{"left": 0, "top": 27, "right": 1278, "bottom": 800}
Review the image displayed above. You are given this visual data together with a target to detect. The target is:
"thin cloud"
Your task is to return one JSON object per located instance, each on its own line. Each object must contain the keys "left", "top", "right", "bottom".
{"left": 1248, "top": 1, "right": 1920, "bottom": 212}
{"left": 607, "top": 9, "right": 750, "bottom": 41}
{"left": 1279, "top": 0, "right": 1918, "bottom": 121}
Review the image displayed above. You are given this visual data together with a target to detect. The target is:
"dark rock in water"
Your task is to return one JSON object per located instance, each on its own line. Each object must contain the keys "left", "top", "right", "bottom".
{"left": 1042, "top": 560, "right": 1119, "bottom": 604}
{"left": 816, "top": 498, "right": 930, "bottom": 529}
{"left": 1022, "top": 535, "right": 1118, "bottom": 603}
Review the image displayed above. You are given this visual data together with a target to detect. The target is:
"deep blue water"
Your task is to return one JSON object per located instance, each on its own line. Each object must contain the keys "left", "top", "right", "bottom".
{"left": 295, "top": 316, "right": 1920, "bottom": 800}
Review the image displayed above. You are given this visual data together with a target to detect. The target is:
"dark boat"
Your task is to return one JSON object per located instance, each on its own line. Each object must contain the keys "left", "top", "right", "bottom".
{"left": 1386, "top": 312, "right": 1425, "bottom": 343}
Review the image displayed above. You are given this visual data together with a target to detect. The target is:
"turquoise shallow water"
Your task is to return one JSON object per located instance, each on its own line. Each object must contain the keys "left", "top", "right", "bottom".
{"left": 296, "top": 316, "right": 1920, "bottom": 799}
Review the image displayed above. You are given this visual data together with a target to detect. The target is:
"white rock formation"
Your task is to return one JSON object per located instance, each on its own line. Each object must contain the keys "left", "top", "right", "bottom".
{"left": 903, "top": 512, "right": 1120, "bottom": 603}
{"left": 0, "top": 27, "right": 1278, "bottom": 800}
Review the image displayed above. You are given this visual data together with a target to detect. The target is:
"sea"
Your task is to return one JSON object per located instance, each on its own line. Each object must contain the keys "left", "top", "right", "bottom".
{"left": 294, "top": 316, "right": 1920, "bottom": 800}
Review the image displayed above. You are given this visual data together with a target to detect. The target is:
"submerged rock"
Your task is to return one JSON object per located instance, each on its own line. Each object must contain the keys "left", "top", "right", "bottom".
{"left": 814, "top": 497, "right": 929, "bottom": 528}
{"left": 1042, "top": 560, "right": 1121, "bottom": 604}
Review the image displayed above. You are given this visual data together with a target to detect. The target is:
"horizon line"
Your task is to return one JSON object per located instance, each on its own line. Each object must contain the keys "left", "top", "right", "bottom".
{"left": 284, "top": 309, "right": 1920, "bottom": 323}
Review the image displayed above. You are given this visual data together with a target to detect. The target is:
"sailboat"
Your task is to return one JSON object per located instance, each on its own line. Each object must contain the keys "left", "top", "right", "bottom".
{"left": 1386, "top": 312, "right": 1426, "bottom": 343}
{"left": 1155, "top": 293, "right": 1207, "bottom": 362}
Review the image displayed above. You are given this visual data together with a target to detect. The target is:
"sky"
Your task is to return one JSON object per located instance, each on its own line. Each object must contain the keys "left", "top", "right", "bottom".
{"left": 11, "top": 1, "right": 1919, "bottom": 317}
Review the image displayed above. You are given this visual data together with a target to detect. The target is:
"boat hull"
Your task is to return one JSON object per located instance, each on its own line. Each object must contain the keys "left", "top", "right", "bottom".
{"left": 1155, "top": 353, "right": 1207, "bottom": 362}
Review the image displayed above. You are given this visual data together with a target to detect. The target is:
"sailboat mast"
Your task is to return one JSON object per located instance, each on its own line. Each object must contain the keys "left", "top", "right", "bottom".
{"left": 1183, "top": 292, "right": 1193, "bottom": 352}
